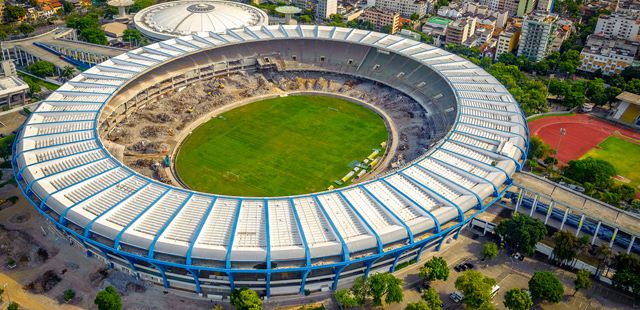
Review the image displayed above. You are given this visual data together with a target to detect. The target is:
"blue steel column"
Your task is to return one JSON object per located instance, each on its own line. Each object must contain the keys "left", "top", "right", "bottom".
{"left": 187, "top": 269, "right": 201, "bottom": 294}
{"left": 288, "top": 198, "right": 312, "bottom": 294}
{"left": 149, "top": 262, "right": 170, "bottom": 289}
{"left": 85, "top": 182, "right": 152, "bottom": 238}
{"left": 332, "top": 265, "right": 347, "bottom": 290}
{"left": 60, "top": 174, "right": 135, "bottom": 224}
{"left": 382, "top": 179, "right": 441, "bottom": 233}
{"left": 415, "top": 165, "right": 483, "bottom": 209}
{"left": 364, "top": 257, "right": 382, "bottom": 279}
{"left": 265, "top": 200, "right": 272, "bottom": 298}
{"left": 225, "top": 199, "right": 243, "bottom": 269}
{"left": 389, "top": 248, "right": 409, "bottom": 273}
{"left": 120, "top": 254, "right": 140, "bottom": 280}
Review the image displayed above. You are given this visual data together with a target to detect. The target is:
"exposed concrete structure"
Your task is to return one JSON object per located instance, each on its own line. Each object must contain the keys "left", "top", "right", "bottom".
{"left": 0, "top": 76, "right": 28, "bottom": 107}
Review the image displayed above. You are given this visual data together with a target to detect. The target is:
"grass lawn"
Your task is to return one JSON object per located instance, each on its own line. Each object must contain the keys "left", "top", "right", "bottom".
{"left": 581, "top": 136, "right": 640, "bottom": 191}
{"left": 176, "top": 95, "right": 389, "bottom": 197}
{"left": 17, "top": 72, "right": 60, "bottom": 91}
{"left": 526, "top": 112, "right": 574, "bottom": 122}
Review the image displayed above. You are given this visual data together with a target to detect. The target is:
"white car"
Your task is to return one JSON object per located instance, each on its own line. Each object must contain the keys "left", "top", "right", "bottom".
{"left": 450, "top": 291, "right": 464, "bottom": 303}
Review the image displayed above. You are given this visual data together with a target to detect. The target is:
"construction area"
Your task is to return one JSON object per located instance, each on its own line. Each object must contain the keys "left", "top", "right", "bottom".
{"left": 107, "top": 70, "right": 434, "bottom": 188}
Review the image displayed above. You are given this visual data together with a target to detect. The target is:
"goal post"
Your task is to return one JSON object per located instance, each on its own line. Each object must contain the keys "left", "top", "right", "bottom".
{"left": 328, "top": 107, "right": 339, "bottom": 113}
{"left": 227, "top": 172, "right": 240, "bottom": 180}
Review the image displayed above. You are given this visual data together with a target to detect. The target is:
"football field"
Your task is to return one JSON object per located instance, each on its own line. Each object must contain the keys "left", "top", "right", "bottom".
{"left": 176, "top": 95, "right": 389, "bottom": 197}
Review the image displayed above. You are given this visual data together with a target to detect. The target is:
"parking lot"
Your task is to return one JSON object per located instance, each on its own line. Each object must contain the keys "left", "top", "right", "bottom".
{"left": 388, "top": 228, "right": 636, "bottom": 310}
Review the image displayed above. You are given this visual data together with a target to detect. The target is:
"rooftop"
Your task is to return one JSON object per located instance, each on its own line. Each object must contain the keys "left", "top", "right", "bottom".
{"left": 427, "top": 16, "right": 453, "bottom": 25}
{"left": 617, "top": 92, "right": 640, "bottom": 106}
{"left": 0, "top": 76, "right": 29, "bottom": 97}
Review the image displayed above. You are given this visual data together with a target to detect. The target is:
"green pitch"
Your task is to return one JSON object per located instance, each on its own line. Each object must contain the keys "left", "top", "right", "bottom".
{"left": 581, "top": 136, "right": 640, "bottom": 190}
{"left": 176, "top": 95, "right": 389, "bottom": 197}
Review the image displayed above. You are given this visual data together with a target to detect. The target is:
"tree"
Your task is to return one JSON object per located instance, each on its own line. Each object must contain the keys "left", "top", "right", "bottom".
{"left": 454, "top": 269, "right": 497, "bottom": 310}
{"left": 548, "top": 79, "right": 570, "bottom": 100}
{"left": 528, "top": 271, "right": 564, "bottom": 303}
{"left": 94, "top": 286, "right": 122, "bottom": 310}
{"left": 80, "top": 28, "right": 108, "bottom": 45}
{"left": 503, "top": 288, "right": 532, "bottom": 310}
{"left": 497, "top": 52, "right": 516, "bottom": 65}
{"left": 7, "top": 302, "right": 19, "bottom": 310}
{"left": 552, "top": 230, "right": 578, "bottom": 266}
{"left": 583, "top": 182, "right": 595, "bottom": 196}
{"left": 19, "top": 24, "right": 34, "bottom": 36}
{"left": 604, "top": 86, "right": 622, "bottom": 107}
{"left": 63, "top": 2, "right": 75, "bottom": 13}
{"left": 0, "top": 31, "right": 8, "bottom": 41}
{"left": 297, "top": 15, "right": 312, "bottom": 24}
{"left": 350, "top": 276, "right": 369, "bottom": 306}
{"left": 122, "top": 28, "right": 142, "bottom": 45}
{"left": 587, "top": 78, "right": 607, "bottom": 106}
{"left": 494, "top": 213, "right": 547, "bottom": 256}
{"left": 563, "top": 157, "right": 616, "bottom": 189}
{"left": 528, "top": 135, "right": 555, "bottom": 160}
{"left": 481, "top": 242, "right": 498, "bottom": 261}
{"left": 420, "top": 288, "right": 442, "bottom": 310}
{"left": 27, "top": 61, "right": 54, "bottom": 77}
{"left": 405, "top": 300, "right": 429, "bottom": 310}
{"left": 558, "top": 50, "right": 581, "bottom": 75}
{"left": 230, "top": 287, "right": 262, "bottom": 310}
{"left": 330, "top": 14, "right": 343, "bottom": 24}
{"left": 528, "top": 159, "right": 538, "bottom": 171}
{"left": 63, "top": 289, "right": 76, "bottom": 302}
{"left": 594, "top": 68, "right": 603, "bottom": 79}
{"left": 25, "top": 79, "right": 41, "bottom": 96}
{"left": 61, "top": 66, "right": 75, "bottom": 80}
{"left": 410, "top": 13, "right": 420, "bottom": 21}
{"left": 419, "top": 257, "right": 449, "bottom": 282}
{"left": 368, "top": 273, "right": 404, "bottom": 306}
{"left": 103, "top": 6, "right": 119, "bottom": 19}
{"left": 334, "top": 289, "right": 359, "bottom": 308}
{"left": 480, "top": 56, "right": 492, "bottom": 69}
{"left": 631, "top": 199, "right": 640, "bottom": 210}
{"left": 131, "top": 0, "right": 156, "bottom": 12}
{"left": 6, "top": 5, "right": 27, "bottom": 22}
{"left": 380, "top": 24, "right": 394, "bottom": 34}
{"left": 612, "top": 268, "right": 640, "bottom": 296}
{"left": 574, "top": 269, "right": 592, "bottom": 296}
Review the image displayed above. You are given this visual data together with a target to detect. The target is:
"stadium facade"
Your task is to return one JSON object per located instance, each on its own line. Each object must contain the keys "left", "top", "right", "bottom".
{"left": 13, "top": 25, "right": 528, "bottom": 298}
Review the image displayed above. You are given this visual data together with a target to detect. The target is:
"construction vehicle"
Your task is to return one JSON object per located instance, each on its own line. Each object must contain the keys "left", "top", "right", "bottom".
{"left": 168, "top": 131, "right": 174, "bottom": 136}
{"left": 187, "top": 107, "right": 194, "bottom": 113}
{"left": 208, "top": 92, "right": 212, "bottom": 96}
{"left": 219, "top": 84, "right": 225, "bottom": 89}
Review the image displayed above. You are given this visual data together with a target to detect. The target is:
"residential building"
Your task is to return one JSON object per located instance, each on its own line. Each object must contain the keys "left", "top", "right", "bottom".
{"left": 495, "top": 24, "right": 521, "bottom": 58}
{"left": 397, "top": 29, "right": 421, "bottom": 41}
{"left": 550, "top": 24, "right": 571, "bottom": 51}
{"left": 375, "top": 0, "right": 430, "bottom": 17}
{"left": 438, "top": 6, "right": 461, "bottom": 18}
{"left": 0, "top": 60, "right": 17, "bottom": 78}
{"left": 504, "top": 0, "right": 537, "bottom": 17}
{"left": 578, "top": 34, "right": 639, "bottom": 75}
{"left": 359, "top": 7, "right": 400, "bottom": 33}
{"left": 594, "top": 12, "right": 640, "bottom": 41}
{"left": 517, "top": 10, "right": 558, "bottom": 61}
{"left": 446, "top": 17, "right": 477, "bottom": 45}
{"left": 479, "top": 0, "right": 501, "bottom": 12}
{"left": 292, "top": 0, "right": 309, "bottom": 9}
{"left": 536, "top": 0, "right": 553, "bottom": 12}
{"left": 343, "top": 9, "right": 364, "bottom": 23}
{"left": 616, "top": 0, "right": 640, "bottom": 19}
{"left": 0, "top": 0, "right": 6, "bottom": 24}
{"left": 317, "top": 0, "right": 337, "bottom": 19}
{"left": 422, "top": 16, "right": 453, "bottom": 33}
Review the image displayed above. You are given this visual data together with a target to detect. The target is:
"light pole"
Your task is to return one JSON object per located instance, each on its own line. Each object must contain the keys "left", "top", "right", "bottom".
{"left": 553, "top": 128, "right": 566, "bottom": 171}
{"left": 3, "top": 283, "right": 10, "bottom": 304}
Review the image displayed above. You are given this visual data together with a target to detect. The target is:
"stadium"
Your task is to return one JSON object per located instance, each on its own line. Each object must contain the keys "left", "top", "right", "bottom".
{"left": 12, "top": 25, "right": 528, "bottom": 298}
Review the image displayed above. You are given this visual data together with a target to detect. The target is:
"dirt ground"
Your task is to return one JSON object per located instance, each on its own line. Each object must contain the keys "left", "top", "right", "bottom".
{"left": 109, "top": 70, "right": 433, "bottom": 184}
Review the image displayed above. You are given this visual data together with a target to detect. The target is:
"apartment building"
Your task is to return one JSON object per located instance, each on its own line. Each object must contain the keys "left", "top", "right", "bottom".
{"left": 446, "top": 17, "right": 477, "bottom": 45}
{"left": 359, "top": 7, "right": 400, "bottom": 34}
{"left": 517, "top": 10, "right": 558, "bottom": 61}
{"left": 375, "top": 0, "right": 431, "bottom": 17}
{"left": 317, "top": 0, "right": 337, "bottom": 19}
{"left": 579, "top": 34, "right": 639, "bottom": 75}
{"left": 503, "top": 0, "right": 538, "bottom": 17}
{"left": 495, "top": 24, "right": 522, "bottom": 58}
{"left": 594, "top": 12, "right": 640, "bottom": 41}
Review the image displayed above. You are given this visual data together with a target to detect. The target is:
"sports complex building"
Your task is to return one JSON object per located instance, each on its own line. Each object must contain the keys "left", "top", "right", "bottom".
{"left": 12, "top": 25, "right": 528, "bottom": 298}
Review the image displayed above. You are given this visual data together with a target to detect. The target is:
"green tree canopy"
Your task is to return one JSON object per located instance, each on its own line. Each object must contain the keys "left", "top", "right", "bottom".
{"left": 94, "top": 286, "right": 122, "bottom": 310}
{"left": 528, "top": 135, "right": 556, "bottom": 160}
{"left": 27, "top": 61, "right": 54, "bottom": 77}
{"left": 19, "top": 24, "right": 34, "bottom": 36}
{"left": 528, "top": 271, "right": 564, "bottom": 303}
{"left": 482, "top": 242, "right": 498, "bottom": 261}
{"left": 548, "top": 78, "right": 570, "bottom": 99}
{"left": 574, "top": 269, "right": 592, "bottom": 296}
{"left": 335, "top": 288, "right": 359, "bottom": 308}
{"left": 122, "top": 28, "right": 142, "bottom": 43}
{"left": 497, "top": 52, "right": 516, "bottom": 65}
{"left": 368, "top": 273, "right": 404, "bottom": 306}
{"left": 103, "top": 6, "right": 119, "bottom": 19}
{"left": 7, "top": 302, "right": 19, "bottom": 310}
{"left": 63, "top": 2, "right": 75, "bottom": 13}
{"left": 410, "top": 13, "right": 420, "bottom": 20}
{"left": 558, "top": 50, "right": 581, "bottom": 75}
{"left": 230, "top": 287, "right": 262, "bottom": 310}
{"left": 563, "top": 157, "right": 616, "bottom": 189}
{"left": 0, "top": 31, "right": 8, "bottom": 41}
{"left": 298, "top": 15, "right": 312, "bottom": 23}
{"left": 131, "top": 0, "right": 156, "bottom": 12}
{"left": 80, "top": 28, "right": 108, "bottom": 45}
{"left": 6, "top": 5, "right": 27, "bottom": 22}
{"left": 421, "top": 288, "right": 442, "bottom": 310}
{"left": 380, "top": 24, "right": 394, "bottom": 34}
{"left": 454, "top": 269, "right": 497, "bottom": 310}
{"left": 552, "top": 230, "right": 579, "bottom": 266}
{"left": 503, "top": 288, "right": 533, "bottom": 310}
{"left": 419, "top": 257, "right": 449, "bottom": 282}
{"left": 405, "top": 300, "right": 429, "bottom": 310}
{"left": 494, "top": 213, "right": 547, "bottom": 256}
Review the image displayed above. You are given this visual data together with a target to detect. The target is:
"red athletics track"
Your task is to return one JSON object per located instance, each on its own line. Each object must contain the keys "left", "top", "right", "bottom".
{"left": 528, "top": 113, "right": 640, "bottom": 165}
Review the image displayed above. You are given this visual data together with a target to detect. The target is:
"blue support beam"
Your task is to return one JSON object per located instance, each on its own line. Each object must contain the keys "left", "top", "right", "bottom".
{"left": 228, "top": 273, "right": 235, "bottom": 291}
{"left": 400, "top": 172, "right": 464, "bottom": 222}
{"left": 97, "top": 247, "right": 114, "bottom": 268}
{"left": 364, "top": 257, "right": 381, "bottom": 279}
{"left": 289, "top": 198, "right": 311, "bottom": 267}
{"left": 225, "top": 199, "right": 243, "bottom": 269}
{"left": 175, "top": 38, "right": 202, "bottom": 50}
{"left": 149, "top": 193, "right": 194, "bottom": 259}
{"left": 188, "top": 269, "right": 201, "bottom": 294}
{"left": 85, "top": 182, "right": 151, "bottom": 238}
{"left": 336, "top": 191, "right": 383, "bottom": 254}
{"left": 435, "top": 235, "right": 448, "bottom": 251}
{"left": 114, "top": 188, "right": 171, "bottom": 250}
{"left": 300, "top": 270, "right": 310, "bottom": 294}
{"left": 149, "top": 262, "right": 170, "bottom": 288}
{"left": 381, "top": 179, "right": 441, "bottom": 233}
{"left": 186, "top": 197, "right": 218, "bottom": 265}
{"left": 261, "top": 26, "right": 275, "bottom": 38}
{"left": 389, "top": 248, "right": 409, "bottom": 273}
{"left": 453, "top": 226, "right": 463, "bottom": 240}
{"left": 280, "top": 25, "right": 289, "bottom": 37}
{"left": 15, "top": 128, "right": 93, "bottom": 146}
{"left": 360, "top": 185, "right": 413, "bottom": 244}
{"left": 313, "top": 195, "right": 350, "bottom": 262}
{"left": 332, "top": 265, "right": 347, "bottom": 290}
{"left": 265, "top": 200, "right": 271, "bottom": 270}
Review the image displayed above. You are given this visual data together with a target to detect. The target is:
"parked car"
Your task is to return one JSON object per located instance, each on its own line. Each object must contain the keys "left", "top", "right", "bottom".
{"left": 513, "top": 253, "right": 521, "bottom": 260}
{"left": 518, "top": 254, "right": 525, "bottom": 261}
{"left": 464, "top": 263, "right": 475, "bottom": 270}
{"left": 450, "top": 291, "right": 464, "bottom": 303}
{"left": 454, "top": 265, "right": 462, "bottom": 272}
{"left": 472, "top": 234, "right": 480, "bottom": 240}
{"left": 416, "top": 283, "right": 430, "bottom": 293}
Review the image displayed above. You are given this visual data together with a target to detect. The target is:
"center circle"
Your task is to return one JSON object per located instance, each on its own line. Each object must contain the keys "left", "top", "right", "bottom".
{"left": 186, "top": 3, "right": 216, "bottom": 13}
{"left": 175, "top": 95, "right": 389, "bottom": 197}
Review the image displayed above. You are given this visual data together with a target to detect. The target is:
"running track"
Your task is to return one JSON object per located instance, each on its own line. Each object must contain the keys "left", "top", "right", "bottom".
{"left": 528, "top": 114, "right": 640, "bottom": 165}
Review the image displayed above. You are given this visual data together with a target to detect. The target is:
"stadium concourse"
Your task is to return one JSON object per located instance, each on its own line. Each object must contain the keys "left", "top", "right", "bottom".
{"left": 12, "top": 25, "right": 528, "bottom": 298}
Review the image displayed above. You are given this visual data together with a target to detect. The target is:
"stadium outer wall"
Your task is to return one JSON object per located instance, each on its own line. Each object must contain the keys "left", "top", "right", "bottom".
{"left": 12, "top": 25, "right": 528, "bottom": 298}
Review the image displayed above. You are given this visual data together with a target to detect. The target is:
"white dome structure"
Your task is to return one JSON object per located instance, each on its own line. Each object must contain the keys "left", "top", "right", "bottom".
{"left": 134, "top": 0, "right": 268, "bottom": 41}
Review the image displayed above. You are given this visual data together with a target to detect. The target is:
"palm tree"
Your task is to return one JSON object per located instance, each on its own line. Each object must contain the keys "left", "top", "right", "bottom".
{"left": 571, "top": 235, "right": 591, "bottom": 268}
{"left": 61, "top": 66, "right": 75, "bottom": 80}
{"left": 552, "top": 230, "right": 578, "bottom": 266}
{"left": 595, "top": 243, "right": 613, "bottom": 277}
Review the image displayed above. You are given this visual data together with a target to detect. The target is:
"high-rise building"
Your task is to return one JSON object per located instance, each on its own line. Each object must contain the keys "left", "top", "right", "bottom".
{"left": 536, "top": 0, "right": 553, "bottom": 12}
{"left": 317, "top": 0, "right": 337, "bottom": 20}
{"left": 292, "top": 0, "right": 309, "bottom": 10}
{"left": 517, "top": 10, "right": 558, "bottom": 61}
{"left": 359, "top": 7, "right": 400, "bottom": 33}
{"left": 495, "top": 24, "right": 522, "bottom": 58}
{"left": 375, "top": 0, "right": 430, "bottom": 17}
{"left": 594, "top": 12, "right": 640, "bottom": 42}
{"left": 578, "top": 34, "right": 639, "bottom": 75}
{"left": 504, "top": 0, "right": 537, "bottom": 17}
{"left": 0, "top": 0, "right": 6, "bottom": 24}
{"left": 446, "top": 17, "right": 477, "bottom": 46}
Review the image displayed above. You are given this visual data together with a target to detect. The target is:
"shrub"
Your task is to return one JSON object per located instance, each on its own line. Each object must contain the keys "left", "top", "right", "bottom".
{"left": 63, "top": 289, "right": 75, "bottom": 302}
{"left": 8, "top": 259, "right": 15, "bottom": 266}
